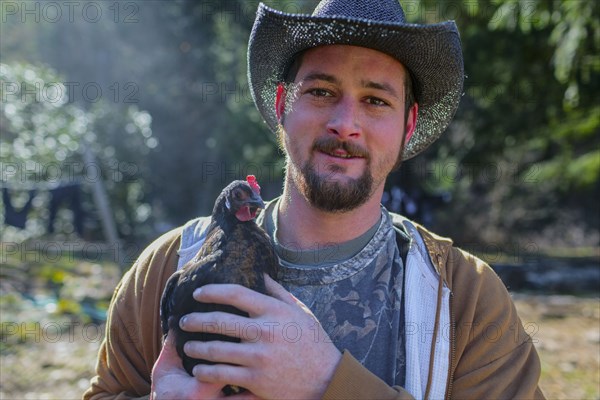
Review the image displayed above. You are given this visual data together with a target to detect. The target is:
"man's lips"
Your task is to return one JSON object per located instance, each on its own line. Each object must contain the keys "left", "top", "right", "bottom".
{"left": 313, "top": 137, "right": 369, "bottom": 160}
{"left": 319, "top": 149, "right": 363, "bottom": 159}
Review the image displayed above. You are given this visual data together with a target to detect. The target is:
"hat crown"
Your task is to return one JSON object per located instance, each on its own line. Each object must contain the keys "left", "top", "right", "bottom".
{"left": 312, "top": 0, "right": 406, "bottom": 23}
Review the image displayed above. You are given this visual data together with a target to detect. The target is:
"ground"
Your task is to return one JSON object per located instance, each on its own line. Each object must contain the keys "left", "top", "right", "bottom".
{"left": 1, "top": 292, "right": 598, "bottom": 399}
{"left": 513, "top": 294, "right": 600, "bottom": 399}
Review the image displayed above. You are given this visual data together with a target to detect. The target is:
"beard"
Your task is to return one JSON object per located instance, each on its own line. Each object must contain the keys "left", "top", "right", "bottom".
{"left": 285, "top": 135, "right": 375, "bottom": 213}
{"left": 299, "top": 161, "right": 373, "bottom": 213}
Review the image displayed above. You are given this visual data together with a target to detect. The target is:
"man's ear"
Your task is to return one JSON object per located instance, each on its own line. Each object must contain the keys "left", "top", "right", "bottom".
{"left": 404, "top": 102, "right": 418, "bottom": 145}
{"left": 275, "top": 83, "right": 286, "bottom": 122}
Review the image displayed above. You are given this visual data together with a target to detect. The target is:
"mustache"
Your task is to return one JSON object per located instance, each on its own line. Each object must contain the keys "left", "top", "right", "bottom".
{"left": 312, "top": 137, "right": 370, "bottom": 159}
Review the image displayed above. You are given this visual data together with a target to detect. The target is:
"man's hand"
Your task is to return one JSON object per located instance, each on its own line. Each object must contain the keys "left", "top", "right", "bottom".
{"left": 180, "top": 275, "right": 343, "bottom": 399}
{"left": 150, "top": 333, "right": 258, "bottom": 400}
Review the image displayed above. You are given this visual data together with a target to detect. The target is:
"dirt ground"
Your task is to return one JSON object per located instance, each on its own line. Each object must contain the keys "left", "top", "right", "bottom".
{"left": 0, "top": 293, "right": 599, "bottom": 399}
{"left": 512, "top": 294, "right": 600, "bottom": 399}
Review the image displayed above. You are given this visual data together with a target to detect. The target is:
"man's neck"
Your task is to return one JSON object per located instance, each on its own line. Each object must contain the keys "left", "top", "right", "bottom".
{"left": 276, "top": 177, "right": 383, "bottom": 250}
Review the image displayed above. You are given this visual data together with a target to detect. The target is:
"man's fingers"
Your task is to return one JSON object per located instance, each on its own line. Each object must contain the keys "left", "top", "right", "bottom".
{"left": 179, "top": 310, "right": 278, "bottom": 345}
{"left": 160, "top": 333, "right": 184, "bottom": 368}
{"left": 179, "top": 311, "right": 249, "bottom": 338}
{"left": 264, "top": 274, "right": 297, "bottom": 305}
{"left": 227, "top": 391, "right": 261, "bottom": 400}
{"left": 155, "top": 332, "right": 184, "bottom": 369}
{"left": 193, "top": 284, "right": 275, "bottom": 315}
{"left": 265, "top": 275, "right": 316, "bottom": 317}
{"left": 184, "top": 340, "right": 256, "bottom": 366}
{"left": 190, "top": 278, "right": 314, "bottom": 322}
{"left": 193, "top": 363, "right": 253, "bottom": 390}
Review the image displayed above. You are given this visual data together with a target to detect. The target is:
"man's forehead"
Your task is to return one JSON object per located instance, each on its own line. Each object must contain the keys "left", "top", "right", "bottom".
{"left": 295, "top": 46, "right": 407, "bottom": 94}
{"left": 298, "top": 45, "right": 407, "bottom": 74}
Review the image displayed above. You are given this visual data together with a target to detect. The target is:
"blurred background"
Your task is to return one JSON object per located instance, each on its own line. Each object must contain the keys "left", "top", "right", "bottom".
{"left": 1, "top": 0, "right": 598, "bottom": 398}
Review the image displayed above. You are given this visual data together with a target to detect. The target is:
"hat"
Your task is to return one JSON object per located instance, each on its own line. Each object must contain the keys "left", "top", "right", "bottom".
{"left": 247, "top": 0, "right": 464, "bottom": 160}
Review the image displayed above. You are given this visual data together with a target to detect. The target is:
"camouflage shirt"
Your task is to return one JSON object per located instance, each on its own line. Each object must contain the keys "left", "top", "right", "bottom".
{"left": 258, "top": 199, "right": 406, "bottom": 387}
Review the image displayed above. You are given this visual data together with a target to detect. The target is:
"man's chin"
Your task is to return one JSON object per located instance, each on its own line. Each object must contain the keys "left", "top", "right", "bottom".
{"left": 314, "top": 159, "right": 365, "bottom": 177}
{"left": 314, "top": 173, "right": 360, "bottom": 185}
{"left": 300, "top": 165, "right": 373, "bottom": 213}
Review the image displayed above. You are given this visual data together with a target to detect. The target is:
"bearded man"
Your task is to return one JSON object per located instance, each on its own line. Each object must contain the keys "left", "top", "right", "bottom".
{"left": 85, "top": 1, "right": 545, "bottom": 399}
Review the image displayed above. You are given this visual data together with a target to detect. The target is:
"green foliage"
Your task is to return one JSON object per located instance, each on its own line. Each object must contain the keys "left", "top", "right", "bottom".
{"left": 489, "top": 0, "right": 600, "bottom": 107}
{"left": 1, "top": 63, "right": 88, "bottom": 169}
{"left": 406, "top": 0, "right": 599, "bottom": 247}
{"left": 0, "top": 62, "right": 157, "bottom": 241}
{"left": 1, "top": 0, "right": 597, "bottom": 250}
{"left": 536, "top": 149, "right": 600, "bottom": 191}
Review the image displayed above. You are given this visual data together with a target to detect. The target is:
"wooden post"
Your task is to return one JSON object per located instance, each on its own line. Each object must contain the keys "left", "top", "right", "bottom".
{"left": 82, "top": 143, "right": 125, "bottom": 270}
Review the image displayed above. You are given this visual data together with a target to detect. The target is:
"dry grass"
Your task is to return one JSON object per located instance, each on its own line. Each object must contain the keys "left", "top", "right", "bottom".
{"left": 1, "top": 294, "right": 598, "bottom": 399}
{"left": 513, "top": 294, "right": 600, "bottom": 399}
{"left": 0, "top": 324, "right": 100, "bottom": 399}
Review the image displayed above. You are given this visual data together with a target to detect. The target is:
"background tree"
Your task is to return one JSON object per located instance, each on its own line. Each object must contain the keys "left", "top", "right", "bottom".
{"left": 397, "top": 0, "right": 599, "bottom": 249}
{"left": 2, "top": 0, "right": 597, "bottom": 254}
{"left": 0, "top": 62, "right": 156, "bottom": 242}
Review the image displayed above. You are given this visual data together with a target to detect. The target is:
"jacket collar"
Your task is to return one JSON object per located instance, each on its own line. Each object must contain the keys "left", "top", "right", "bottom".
{"left": 388, "top": 212, "right": 454, "bottom": 286}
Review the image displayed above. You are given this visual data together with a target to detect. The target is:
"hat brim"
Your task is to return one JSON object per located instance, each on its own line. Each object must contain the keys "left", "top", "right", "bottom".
{"left": 248, "top": 4, "right": 464, "bottom": 160}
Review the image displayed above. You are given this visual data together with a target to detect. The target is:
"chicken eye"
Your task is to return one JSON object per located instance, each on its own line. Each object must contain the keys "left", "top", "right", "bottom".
{"left": 234, "top": 189, "right": 244, "bottom": 200}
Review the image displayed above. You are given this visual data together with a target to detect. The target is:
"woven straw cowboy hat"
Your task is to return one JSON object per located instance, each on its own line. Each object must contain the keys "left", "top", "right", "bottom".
{"left": 248, "top": 0, "right": 464, "bottom": 160}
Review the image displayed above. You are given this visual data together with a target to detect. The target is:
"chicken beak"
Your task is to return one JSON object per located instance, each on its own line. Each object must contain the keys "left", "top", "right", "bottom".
{"left": 247, "top": 192, "right": 266, "bottom": 210}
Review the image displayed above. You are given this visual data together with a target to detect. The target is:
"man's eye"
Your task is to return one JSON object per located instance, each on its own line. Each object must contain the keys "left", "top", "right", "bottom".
{"left": 308, "top": 88, "right": 331, "bottom": 97}
{"left": 366, "top": 97, "right": 388, "bottom": 106}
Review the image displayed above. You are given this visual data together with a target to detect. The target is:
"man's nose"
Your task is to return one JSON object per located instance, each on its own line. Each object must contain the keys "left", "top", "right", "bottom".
{"left": 325, "top": 98, "right": 361, "bottom": 139}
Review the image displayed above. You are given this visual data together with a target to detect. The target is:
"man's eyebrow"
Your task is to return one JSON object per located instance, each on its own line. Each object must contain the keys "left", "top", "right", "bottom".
{"left": 362, "top": 80, "right": 400, "bottom": 99}
{"left": 298, "top": 73, "right": 401, "bottom": 99}
{"left": 299, "top": 72, "right": 339, "bottom": 85}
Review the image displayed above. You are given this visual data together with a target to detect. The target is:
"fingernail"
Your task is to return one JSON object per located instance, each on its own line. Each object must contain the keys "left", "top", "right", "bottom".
{"left": 179, "top": 316, "right": 186, "bottom": 328}
{"left": 193, "top": 288, "right": 202, "bottom": 299}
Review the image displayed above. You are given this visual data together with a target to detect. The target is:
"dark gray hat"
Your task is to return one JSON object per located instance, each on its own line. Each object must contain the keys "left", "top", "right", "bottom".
{"left": 248, "top": 0, "right": 464, "bottom": 160}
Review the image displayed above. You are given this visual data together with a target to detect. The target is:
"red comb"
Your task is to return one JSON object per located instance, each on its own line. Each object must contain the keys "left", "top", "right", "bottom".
{"left": 246, "top": 175, "right": 260, "bottom": 194}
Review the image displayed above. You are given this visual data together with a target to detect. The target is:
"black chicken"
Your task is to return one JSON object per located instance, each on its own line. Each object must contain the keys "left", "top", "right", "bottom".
{"left": 160, "top": 175, "right": 278, "bottom": 394}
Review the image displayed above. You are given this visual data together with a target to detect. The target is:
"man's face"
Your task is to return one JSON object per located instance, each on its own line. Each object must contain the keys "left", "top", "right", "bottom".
{"left": 276, "top": 45, "right": 416, "bottom": 213}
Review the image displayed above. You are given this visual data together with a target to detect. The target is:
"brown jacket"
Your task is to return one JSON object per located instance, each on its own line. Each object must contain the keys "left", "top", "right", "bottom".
{"left": 84, "top": 218, "right": 545, "bottom": 399}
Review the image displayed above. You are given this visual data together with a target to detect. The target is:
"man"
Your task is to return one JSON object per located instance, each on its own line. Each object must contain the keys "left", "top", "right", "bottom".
{"left": 85, "top": 1, "right": 545, "bottom": 399}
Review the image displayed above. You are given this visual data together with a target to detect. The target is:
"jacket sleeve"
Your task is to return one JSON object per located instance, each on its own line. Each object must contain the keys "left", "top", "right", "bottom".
{"left": 322, "top": 351, "right": 415, "bottom": 400}
{"left": 83, "top": 229, "right": 181, "bottom": 400}
{"left": 446, "top": 247, "right": 546, "bottom": 399}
